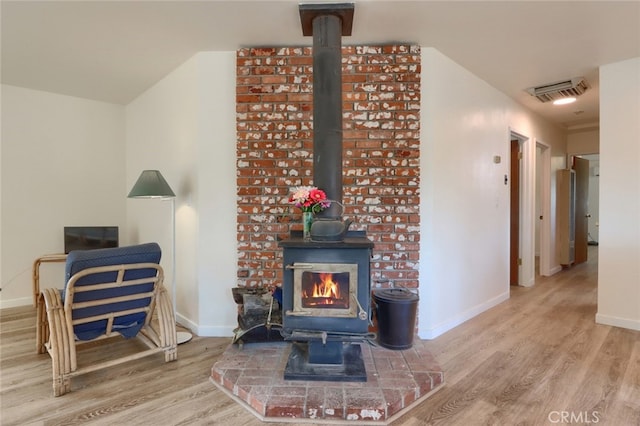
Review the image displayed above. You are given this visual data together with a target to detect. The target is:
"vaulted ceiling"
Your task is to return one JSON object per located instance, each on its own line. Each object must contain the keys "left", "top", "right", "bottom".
{"left": 2, "top": 1, "right": 639, "bottom": 130}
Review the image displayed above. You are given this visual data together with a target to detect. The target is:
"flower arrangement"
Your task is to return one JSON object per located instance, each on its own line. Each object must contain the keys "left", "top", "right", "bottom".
{"left": 289, "top": 186, "right": 331, "bottom": 214}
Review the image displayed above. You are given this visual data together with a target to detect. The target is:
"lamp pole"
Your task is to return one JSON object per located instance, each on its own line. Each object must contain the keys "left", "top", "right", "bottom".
{"left": 128, "top": 170, "right": 192, "bottom": 345}
{"left": 171, "top": 196, "right": 176, "bottom": 324}
{"left": 168, "top": 197, "right": 192, "bottom": 345}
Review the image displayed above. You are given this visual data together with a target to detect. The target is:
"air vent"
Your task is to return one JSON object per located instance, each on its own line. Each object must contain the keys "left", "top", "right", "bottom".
{"left": 527, "top": 77, "right": 588, "bottom": 103}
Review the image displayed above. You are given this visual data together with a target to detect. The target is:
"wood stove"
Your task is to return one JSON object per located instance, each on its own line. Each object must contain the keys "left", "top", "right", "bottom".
{"left": 281, "top": 231, "right": 372, "bottom": 334}
{"left": 279, "top": 231, "right": 373, "bottom": 381}
{"left": 278, "top": 3, "right": 370, "bottom": 382}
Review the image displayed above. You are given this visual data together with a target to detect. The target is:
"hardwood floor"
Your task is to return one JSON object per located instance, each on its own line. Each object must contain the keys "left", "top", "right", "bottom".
{"left": 2, "top": 247, "right": 639, "bottom": 425}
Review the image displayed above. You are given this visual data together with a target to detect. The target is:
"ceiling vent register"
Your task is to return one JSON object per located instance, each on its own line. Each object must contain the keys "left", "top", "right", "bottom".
{"left": 527, "top": 77, "right": 588, "bottom": 102}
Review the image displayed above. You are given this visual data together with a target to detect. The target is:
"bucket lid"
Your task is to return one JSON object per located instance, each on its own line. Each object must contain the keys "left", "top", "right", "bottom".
{"left": 374, "top": 288, "right": 419, "bottom": 302}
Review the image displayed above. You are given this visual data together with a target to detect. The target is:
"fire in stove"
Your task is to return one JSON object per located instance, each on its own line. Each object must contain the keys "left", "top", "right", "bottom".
{"left": 289, "top": 262, "right": 359, "bottom": 319}
{"left": 301, "top": 272, "right": 349, "bottom": 308}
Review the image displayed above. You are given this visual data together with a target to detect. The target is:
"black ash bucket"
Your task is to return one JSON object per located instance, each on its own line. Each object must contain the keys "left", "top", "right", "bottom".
{"left": 373, "top": 288, "right": 419, "bottom": 350}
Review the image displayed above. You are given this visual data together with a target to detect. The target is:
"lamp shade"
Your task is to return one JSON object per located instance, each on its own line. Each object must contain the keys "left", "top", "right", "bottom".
{"left": 128, "top": 170, "right": 175, "bottom": 198}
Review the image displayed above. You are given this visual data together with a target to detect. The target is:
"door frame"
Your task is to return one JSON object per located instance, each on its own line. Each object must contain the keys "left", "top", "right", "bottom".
{"left": 536, "top": 140, "right": 553, "bottom": 276}
{"left": 509, "top": 130, "right": 535, "bottom": 287}
{"left": 510, "top": 138, "right": 522, "bottom": 286}
{"left": 572, "top": 156, "right": 590, "bottom": 264}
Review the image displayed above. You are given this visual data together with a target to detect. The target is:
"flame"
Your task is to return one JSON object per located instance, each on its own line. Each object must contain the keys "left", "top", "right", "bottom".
{"left": 301, "top": 272, "right": 349, "bottom": 308}
{"left": 311, "top": 273, "right": 341, "bottom": 300}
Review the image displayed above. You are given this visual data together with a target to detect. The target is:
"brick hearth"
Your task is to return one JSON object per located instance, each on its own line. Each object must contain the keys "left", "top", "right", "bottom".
{"left": 211, "top": 341, "right": 443, "bottom": 424}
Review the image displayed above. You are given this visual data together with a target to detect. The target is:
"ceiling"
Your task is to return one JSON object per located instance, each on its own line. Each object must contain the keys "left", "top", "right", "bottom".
{"left": 2, "top": 1, "right": 639, "bottom": 129}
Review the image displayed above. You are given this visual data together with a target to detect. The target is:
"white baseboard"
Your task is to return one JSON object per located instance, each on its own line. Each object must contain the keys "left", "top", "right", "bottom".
{"left": 418, "top": 291, "right": 510, "bottom": 340}
{"left": 521, "top": 277, "right": 535, "bottom": 287}
{"left": 595, "top": 313, "right": 640, "bottom": 331}
{"left": 175, "top": 312, "right": 236, "bottom": 337}
{"left": 195, "top": 324, "right": 236, "bottom": 337}
{"left": 544, "top": 265, "right": 563, "bottom": 276}
{"left": 175, "top": 312, "right": 197, "bottom": 334}
{"left": 0, "top": 297, "right": 33, "bottom": 310}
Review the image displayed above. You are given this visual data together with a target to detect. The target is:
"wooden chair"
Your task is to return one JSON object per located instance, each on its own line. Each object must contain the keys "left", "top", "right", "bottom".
{"left": 36, "top": 243, "right": 177, "bottom": 396}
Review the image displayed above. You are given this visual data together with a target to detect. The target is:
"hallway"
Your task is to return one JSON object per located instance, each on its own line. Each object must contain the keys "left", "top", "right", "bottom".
{"left": 396, "top": 246, "right": 639, "bottom": 425}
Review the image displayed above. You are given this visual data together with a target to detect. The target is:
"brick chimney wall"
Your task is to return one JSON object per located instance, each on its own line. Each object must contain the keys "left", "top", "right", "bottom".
{"left": 236, "top": 44, "right": 420, "bottom": 291}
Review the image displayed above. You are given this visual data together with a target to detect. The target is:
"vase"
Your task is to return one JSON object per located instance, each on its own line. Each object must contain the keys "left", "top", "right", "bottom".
{"left": 302, "top": 211, "right": 313, "bottom": 241}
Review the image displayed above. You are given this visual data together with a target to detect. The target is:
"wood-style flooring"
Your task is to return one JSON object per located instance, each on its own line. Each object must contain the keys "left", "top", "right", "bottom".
{"left": 1, "top": 247, "right": 639, "bottom": 425}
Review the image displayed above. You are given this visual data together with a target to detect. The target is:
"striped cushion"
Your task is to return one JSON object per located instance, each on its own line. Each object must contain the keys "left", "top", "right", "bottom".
{"left": 63, "top": 243, "right": 162, "bottom": 340}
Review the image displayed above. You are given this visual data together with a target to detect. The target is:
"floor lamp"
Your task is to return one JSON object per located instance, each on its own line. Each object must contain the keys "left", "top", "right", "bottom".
{"left": 128, "top": 170, "right": 193, "bottom": 345}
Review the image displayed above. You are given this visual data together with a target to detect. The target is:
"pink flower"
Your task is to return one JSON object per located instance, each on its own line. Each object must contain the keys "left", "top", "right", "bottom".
{"left": 289, "top": 186, "right": 330, "bottom": 213}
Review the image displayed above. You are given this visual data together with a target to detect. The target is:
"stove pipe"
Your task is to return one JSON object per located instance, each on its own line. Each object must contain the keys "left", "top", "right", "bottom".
{"left": 300, "top": 3, "right": 354, "bottom": 219}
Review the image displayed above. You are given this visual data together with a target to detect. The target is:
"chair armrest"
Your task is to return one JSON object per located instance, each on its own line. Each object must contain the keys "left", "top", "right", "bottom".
{"left": 40, "top": 287, "right": 77, "bottom": 373}
{"left": 32, "top": 254, "right": 67, "bottom": 307}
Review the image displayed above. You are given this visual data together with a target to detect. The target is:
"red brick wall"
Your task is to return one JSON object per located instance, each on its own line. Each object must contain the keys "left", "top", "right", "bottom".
{"left": 236, "top": 44, "right": 420, "bottom": 291}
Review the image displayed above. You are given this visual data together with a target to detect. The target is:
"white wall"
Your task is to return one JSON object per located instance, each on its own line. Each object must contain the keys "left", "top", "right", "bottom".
{"left": 418, "top": 48, "right": 566, "bottom": 339}
{"left": 568, "top": 128, "right": 599, "bottom": 155}
{"left": 596, "top": 57, "right": 640, "bottom": 331}
{"left": 125, "top": 52, "right": 237, "bottom": 336}
{"left": 0, "top": 85, "right": 125, "bottom": 308}
{"left": 194, "top": 53, "right": 238, "bottom": 336}
{"left": 125, "top": 54, "right": 199, "bottom": 329}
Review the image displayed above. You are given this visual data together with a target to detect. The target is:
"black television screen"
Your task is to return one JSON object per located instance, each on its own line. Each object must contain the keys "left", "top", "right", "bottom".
{"left": 64, "top": 226, "right": 119, "bottom": 254}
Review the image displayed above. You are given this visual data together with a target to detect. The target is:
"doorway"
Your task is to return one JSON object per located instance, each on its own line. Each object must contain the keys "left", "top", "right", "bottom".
{"left": 535, "top": 141, "right": 552, "bottom": 276}
{"left": 509, "top": 131, "right": 536, "bottom": 287}
{"left": 582, "top": 154, "right": 600, "bottom": 247}
{"left": 572, "top": 156, "right": 590, "bottom": 264}
{"left": 510, "top": 138, "right": 521, "bottom": 285}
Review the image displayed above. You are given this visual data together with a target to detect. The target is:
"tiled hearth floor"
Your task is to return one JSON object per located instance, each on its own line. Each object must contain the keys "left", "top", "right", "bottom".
{"left": 210, "top": 340, "right": 444, "bottom": 424}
